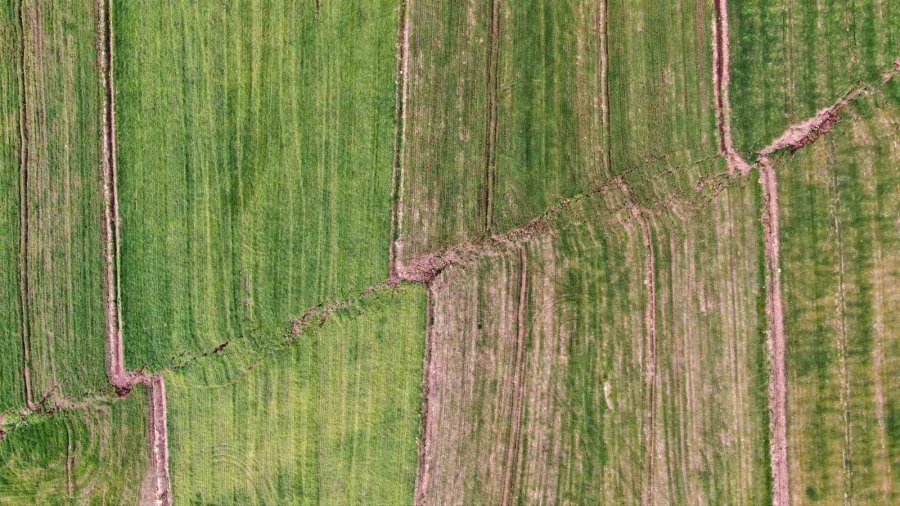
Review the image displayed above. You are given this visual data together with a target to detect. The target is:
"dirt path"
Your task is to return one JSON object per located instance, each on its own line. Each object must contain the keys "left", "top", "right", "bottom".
{"left": 97, "top": 0, "right": 131, "bottom": 393}
{"left": 141, "top": 375, "right": 172, "bottom": 506}
{"left": 96, "top": 1, "right": 172, "bottom": 503}
{"left": 711, "top": 0, "right": 751, "bottom": 175}
{"left": 758, "top": 158, "right": 790, "bottom": 506}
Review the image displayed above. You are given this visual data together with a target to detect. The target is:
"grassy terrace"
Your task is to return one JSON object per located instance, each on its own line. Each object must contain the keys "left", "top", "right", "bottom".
{"left": 165, "top": 286, "right": 425, "bottom": 504}
{"left": 0, "top": 1, "right": 24, "bottom": 412}
{"left": 778, "top": 90, "right": 898, "bottom": 504}
{"left": 114, "top": 0, "right": 399, "bottom": 371}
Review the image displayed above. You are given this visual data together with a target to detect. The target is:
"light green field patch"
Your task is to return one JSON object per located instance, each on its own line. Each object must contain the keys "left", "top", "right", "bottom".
{"left": 0, "top": 391, "right": 150, "bottom": 504}
{"left": 114, "top": 0, "right": 399, "bottom": 372}
{"left": 166, "top": 285, "right": 426, "bottom": 505}
{"left": 18, "top": 0, "right": 110, "bottom": 403}
{"left": 0, "top": 1, "right": 24, "bottom": 411}
{"left": 418, "top": 215, "right": 650, "bottom": 504}
{"left": 778, "top": 90, "right": 898, "bottom": 504}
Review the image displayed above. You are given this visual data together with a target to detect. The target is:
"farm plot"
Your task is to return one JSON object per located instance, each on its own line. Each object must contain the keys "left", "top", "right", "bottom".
{"left": 398, "top": 0, "right": 607, "bottom": 264}
{"left": 417, "top": 178, "right": 770, "bottom": 504}
{"left": 607, "top": 0, "right": 721, "bottom": 204}
{"left": 165, "top": 285, "right": 426, "bottom": 505}
{"left": 0, "top": 389, "right": 150, "bottom": 503}
{"left": 5, "top": 0, "right": 110, "bottom": 407}
{"left": 113, "top": 0, "right": 400, "bottom": 371}
{"left": 398, "top": 0, "right": 724, "bottom": 265}
{"left": 730, "top": 0, "right": 899, "bottom": 154}
{"left": 777, "top": 91, "right": 898, "bottom": 504}
{"left": 0, "top": 2, "right": 24, "bottom": 412}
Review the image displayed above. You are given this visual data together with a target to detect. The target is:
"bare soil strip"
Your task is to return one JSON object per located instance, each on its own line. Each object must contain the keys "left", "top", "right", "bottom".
{"left": 711, "top": 0, "right": 751, "bottom": 175}
{"left": 481, "top": 0, "right": 503, "bottom": 233}
{"left": 96, "top": 2, "right": 172, "bottom": 503}
{"left": 414, "top": 283, "right": 438, "bottom": 506}
{"left": 142, "top": 375, "right": 172, "bottom": 506}
{"left": 499, "top": 246, "right": 529, "bottom": 506}
{"left": 597, "top": 0, "right": 611, "bottom": 172}
{"left": 16, "top": 0, "right": 35, "bottom": 411}
{"left": 389, "top": 0, "right": 411, "bottom": 279}
{"left": 97, "top": 0, "right": 131, "bottom": 393}
{"left": 758, "top": 158, "right": 790, "bottom": 506}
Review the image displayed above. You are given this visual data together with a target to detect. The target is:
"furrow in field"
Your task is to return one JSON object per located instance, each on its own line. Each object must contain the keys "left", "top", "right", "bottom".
{"left": 617, "top": 179, "right": 658, "bottom": 505}
{"left": 498, "top": 245, "right": 528, "bottom": 506}
{"left": 390, "top": 0, "right": 411, "bottom": 280}
{"left": 597, "top": 0, "right": 611, "bottom": 172}
{"left": 414, "top": 283, "right": 437, "bottom": 506}
{"left": 759, "top": 157, "right": 790, "bottom": 506}
{"left": 827, "top": 155, "right": 854, "bottom": 504}
{"left": 142, "top": 375, "right": 171, "bottom": 506}
{"left": 481, "top": 0, "right": 502, "bottom": 233}
{"left": 711, "top": 0, "right": 751, "bottom": 175}
{"left": 15, "top": 0, "right": 34, "bottom": 410}
{"left": 97, "top": 0, "right": 130, "bottom": 392}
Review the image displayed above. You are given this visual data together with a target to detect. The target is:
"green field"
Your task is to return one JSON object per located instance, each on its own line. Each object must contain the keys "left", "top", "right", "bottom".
{"left": 165, "top": 286, "right": 425, "bottom": 504}
{"left": 114, "top": 0, "right": 399, "bottom": 371}
{"left": 0, "top": 0, "right": 112, "bottom": 409}
{"left": 0, "top": 390, "right": 150, "bottom": 503}
{"left": 778, "top": 89, "right": 898, "bottom": 504}
{"left": 1, "top": 0, "right": 897, "bottom": 504}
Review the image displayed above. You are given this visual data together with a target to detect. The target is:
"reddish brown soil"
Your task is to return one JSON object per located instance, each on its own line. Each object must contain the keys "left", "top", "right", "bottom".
{"left": 711, "top": 0, "right": 751, "bottom": 175}
{"left": 758, "top": 158, "right": 790, "bottom": 506}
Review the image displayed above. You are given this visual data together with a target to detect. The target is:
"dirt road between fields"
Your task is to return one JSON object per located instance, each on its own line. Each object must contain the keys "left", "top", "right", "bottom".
{"left": 758, "top": 157, "right": 790, "bottom": 506}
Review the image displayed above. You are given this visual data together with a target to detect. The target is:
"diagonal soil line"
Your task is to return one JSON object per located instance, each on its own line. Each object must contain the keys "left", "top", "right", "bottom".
{"left": 389, "top": 0, "right": 411, "bottom": 279}
{"left": 711, "top": 0, "right": 751, "bottom": 175}
{"left": 499, "top": 245, "right": 529, "bottom": 506}
{"left": 758, "top": 157, "right": 790, "bottom": 506}
{"left": 758, "top": 61, "right": 898, "bottom": 158}
{"left": 481, "top": 0, "right": 502, "bottom": 234}
{"left": 16, "top": 0, "right": 35, "bottom": 411}
{"left": 413, "top": 282, "right": 438, "bottom": 506}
